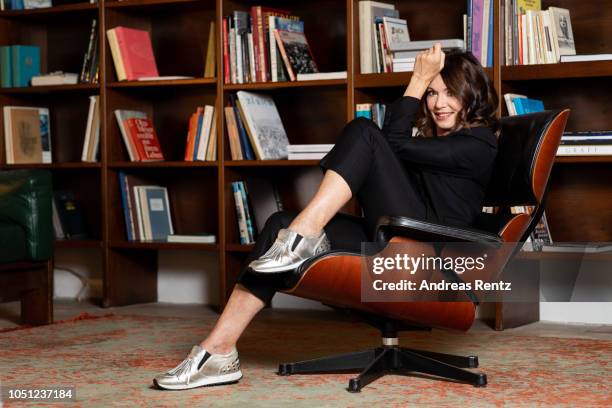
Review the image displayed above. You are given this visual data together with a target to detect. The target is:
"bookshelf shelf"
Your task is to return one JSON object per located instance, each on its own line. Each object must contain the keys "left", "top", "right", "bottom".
{"left": 555, "top": 156, "right": 612, "bottom": 164}
{"left": 225, "top": 160, "right": 320, "bottom": 167}
{"left": 223, "top": 79, "right": 347, "bottom": 91}
{"left": 0, "top": 3, "right": 98, "bottom": 17}
{"left": 0, "top": 84, "right": 100, "bottom": 94}
{"left": 108, "top": 241, "right": 219, "bottom": 251}
{"left": 107, "top": 78, "right": 217, "bottom": 88}
{"left": 502, "top": 61, "right": 612, "bottom": 81}
{"left": 354, "top": 68, "right": 494, "bottom": 88}
{"left": 0, "top": 163, "right": 102, "bottom": 170}
{"left": 54, "top": 239, "right": 103, "bottom": 249}
{"left": 226, "top": 243, "right": 255, "bottom": 253}
{"left": 105, "top": 0, "right": 204, "bottom": 9}
{"left": 108, "top": 161, "right": 218, "bottom": 168}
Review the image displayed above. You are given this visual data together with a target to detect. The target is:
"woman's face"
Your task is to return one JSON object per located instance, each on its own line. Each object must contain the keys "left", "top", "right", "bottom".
{"left": 425, "top": 74, "right": 463, "bottom": 136}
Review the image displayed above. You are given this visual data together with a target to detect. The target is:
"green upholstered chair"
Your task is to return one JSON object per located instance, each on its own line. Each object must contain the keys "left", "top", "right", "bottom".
{"left": 0, "top": 169, "right": 54, "bottom": 325}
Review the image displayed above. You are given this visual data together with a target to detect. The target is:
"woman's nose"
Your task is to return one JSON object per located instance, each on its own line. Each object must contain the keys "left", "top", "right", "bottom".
{"left": 435, "top": 95, "right": 447, "bottom": 108}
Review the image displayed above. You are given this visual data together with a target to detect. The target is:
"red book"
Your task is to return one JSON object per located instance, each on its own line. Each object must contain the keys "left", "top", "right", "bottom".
{"left": 114, "top": 26, "right": 159, "bottom": 80}
{"left": 223, "top": 18, "right": 230, "bottom": 84}
{"left": 184, "top": 108, "right": 203, "bottom": 161}
{"left": 124, "top": 118, "right": 164, "bottom": 161}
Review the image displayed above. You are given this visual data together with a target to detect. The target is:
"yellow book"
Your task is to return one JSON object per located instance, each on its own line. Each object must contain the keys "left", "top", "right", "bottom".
{"left": 106, "top": 28, "right": 127, "bottom": 81}
{"left": 204, "top": 21, "right": 216, "bottom": 78}
{"left": 517, "top": 0, "right": 541, "bottom": 13}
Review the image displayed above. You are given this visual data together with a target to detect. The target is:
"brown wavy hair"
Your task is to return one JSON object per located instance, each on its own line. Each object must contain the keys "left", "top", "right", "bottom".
{"left": 415, "top": 50, "right": 499, "bottom": 137}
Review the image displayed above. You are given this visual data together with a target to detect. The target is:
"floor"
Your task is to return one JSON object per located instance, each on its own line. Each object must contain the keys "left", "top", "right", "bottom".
{"left": 1, "top": 298, "right": 611, "bottom": 341}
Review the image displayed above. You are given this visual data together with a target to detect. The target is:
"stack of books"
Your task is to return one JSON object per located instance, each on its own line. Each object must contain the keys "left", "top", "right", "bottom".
{"left": 501, "top": 2, "right": 576, "bottom": 66}
{"left": 232, "top": 181, "right": 256, "bottom": 244}
{"left": 356, "top": 103, "right": 386, "bottom": 128}
{"left": 3, "top": 106, "right": 51, "bottom": 164}
{"left": 118, "top": 172, "right": 174, "bottom": 241}
{"left": 557, "top": 131, "right": 612, "bottom": 157}
{"left": 52, "top": 191, "right": 88, "bottom": 240}
{"left": 224, "top": 91, "right": 289, "bottom": 160}
{"left": 115, "top": 110, "right": 164, "bottom": 162}
{"left": 224, "top": 6, "right": 325, "bottom": 83}
{"left": 287, "top": 144, "right": 333, "bottom": 160}
{"left": 184, "top": 105, "right": 217, "bottom": 162}
{"left": 79, "top": 19, "right": 100, "bottom": 84}
{"left": 503, "top": 93, "right": 545, "bottom": 115}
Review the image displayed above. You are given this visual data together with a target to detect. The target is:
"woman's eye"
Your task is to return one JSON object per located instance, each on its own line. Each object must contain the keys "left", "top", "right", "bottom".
{"left": 426, "top": 90, "right": 435, "bottom": 96}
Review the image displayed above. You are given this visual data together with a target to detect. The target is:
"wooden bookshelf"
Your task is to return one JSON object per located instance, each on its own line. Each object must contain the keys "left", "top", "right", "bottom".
{"left": 1, "top": 0, "right": 610, "bottom": 322}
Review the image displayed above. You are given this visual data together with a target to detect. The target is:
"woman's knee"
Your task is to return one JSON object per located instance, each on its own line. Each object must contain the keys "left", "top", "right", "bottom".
{"left": 343, "top": 117, "right": 385, "bottom": 144}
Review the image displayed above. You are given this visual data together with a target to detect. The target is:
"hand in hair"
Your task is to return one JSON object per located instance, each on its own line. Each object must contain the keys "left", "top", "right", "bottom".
{"left": 403, "top": 43, "right": 445, "bottom": 99}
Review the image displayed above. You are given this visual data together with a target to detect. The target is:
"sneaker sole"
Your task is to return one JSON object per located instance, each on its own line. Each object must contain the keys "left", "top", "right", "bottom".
{"left": 153, "top": 371, "right": 243, "bottom": 390}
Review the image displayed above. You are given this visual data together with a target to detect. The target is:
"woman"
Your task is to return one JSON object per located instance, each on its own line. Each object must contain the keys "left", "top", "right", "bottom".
{"left": 153, "top": 44, "right": 499, "bottom": 390}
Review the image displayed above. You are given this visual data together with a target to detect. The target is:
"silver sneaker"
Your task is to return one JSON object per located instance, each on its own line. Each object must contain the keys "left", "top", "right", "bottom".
{"left": 153, "top": 346, "right": 242, "bottom": 390}
{"left": 248, "top": 229, "right": 331, "bottom": 274}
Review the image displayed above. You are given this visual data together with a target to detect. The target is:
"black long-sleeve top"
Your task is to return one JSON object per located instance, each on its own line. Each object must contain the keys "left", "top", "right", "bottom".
{"left": 382, "top": 96, "right": 497, "bottom": 227}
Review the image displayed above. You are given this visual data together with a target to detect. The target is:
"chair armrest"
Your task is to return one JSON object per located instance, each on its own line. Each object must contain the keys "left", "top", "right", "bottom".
{"left": 375, "top": 215, "right": 502, "bottom": 247}
{"left": 0, "top": 169, "right": 53, "bottom": 261}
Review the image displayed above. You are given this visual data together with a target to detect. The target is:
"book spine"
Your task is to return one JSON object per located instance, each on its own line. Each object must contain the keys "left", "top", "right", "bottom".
{"left": 274, "top": 30, "right": 295, "bottom": 81}
{"left": 250, "top": 7, "right": 260, "bottom": 81}
{"left": 80, "top": 19, "right": 97, "bottom": 83}
{"left": 256, "top": 7, "right": 267, "bottom": 82}
{"left": 229, "top": 19, "right": 237, "bottom": 84}
{"left": 238, "top": 181, "right": 255, "bottom": 242}
{"left": 230, "top": 95, "right": 255, "bottom": 160}
{"left": 223, "top": 18, "right": 230, "bottom": 84}
{"left": 0, "top": 46, "right": 12, "bottom": 88}
{"left": 247, "top": 32, "right": 256, "bottom": 83}
{"left": 118, "top": 172, "right": 134, "bottom": 241}
{"left": 232, "top": 182, "right": 249, "bottom": 244}
{"left": 269, "top": 16, "right": 278, "bottom": 82}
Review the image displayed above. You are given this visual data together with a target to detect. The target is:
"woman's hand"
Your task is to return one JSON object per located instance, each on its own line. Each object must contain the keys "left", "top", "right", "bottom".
{"left": 403, "top": 43, "right": 445, "bottom": 99}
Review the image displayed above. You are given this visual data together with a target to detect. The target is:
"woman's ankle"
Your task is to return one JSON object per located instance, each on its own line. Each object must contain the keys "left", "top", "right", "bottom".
{"left": 199, "top": 340, "right": 235, "bottom": 355}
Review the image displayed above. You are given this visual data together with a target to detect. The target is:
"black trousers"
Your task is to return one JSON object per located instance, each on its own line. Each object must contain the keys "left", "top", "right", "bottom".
{"left": 236, "top": 118, "right": 427, "bottom": 304}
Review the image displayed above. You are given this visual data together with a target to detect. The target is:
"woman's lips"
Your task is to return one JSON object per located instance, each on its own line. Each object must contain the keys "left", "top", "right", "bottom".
{"left": 435, "top": 112, "right": 453, "bottom": 120}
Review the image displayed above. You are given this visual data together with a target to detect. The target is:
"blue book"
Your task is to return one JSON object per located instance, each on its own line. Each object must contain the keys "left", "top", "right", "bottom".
{"left": 11, "top": 0, "right": 24, "bottom": 10}
{"left": 274, "top": 17, "right": 304, "bottom": 33}
{"left": 238, "top": 181, "right": 255, "bottom": 242}
{"left": 486, "top": 0, "right": 493, "bottom": 67}
{"left": 142, "top": 186, "right": 173, "bottom": 241}
{"left": 231, "top": 182, "right": 249, "bottom": 244}
{"left": 516, "top": 98, "right": 545, "bottom": 114}
{"left": 11, "top": 45, "right": 40, "bottom": 87}
{"left": 0, "top": 46, "right": 12, "bottom": 88}
{"left": 192, "top": 110, "right": 204, "bottom": 160}
{"left": 118, "top": 172, "right": 134, "bottom": 241}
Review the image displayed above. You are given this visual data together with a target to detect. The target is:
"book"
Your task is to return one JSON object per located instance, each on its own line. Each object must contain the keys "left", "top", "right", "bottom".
{"left": 231, "top": 181, "right": 251, "bottom": 244}
{"left": 287, "top": 144, "right": 334, "bottom": 153}
{"left": 382, "top": 17, "right": 410, "bottom": 52}
{"left": 140, "top": 186, "right": 174, "bottom": 241}
{"left": 0, "top": 46, "right": 12, "bottom": 87}
{"left": 548, "top": 7, "right": 575, "bottom": 57}
{"left": 107, "top": 27, "right": 159, "bottom": 81}
{"left": 358, "top": 1, "right": 397, "bottom": 74}
{"left": 514, "top": 97, "right": 544, "bottom": 115}
{"left": 114, "top": 109, "right": 147, "bottom": 161}
{"left": 11, "top": 45, "right": 40, "bottom": 87}
{"left": 23, "top": 0, "right": 51, "bottom": 8}
{"left": 204, "top": 21, "right": 216, "bottom": 78}
{"left": 136, "top": 76, "right": 194, "bottom": 81}
{"left": 184, "top": 107, "right": 203, "bottom": 161}
{"left": 54, "top": 191, "right": 87, "bottom": 239}
{"left": 296, "top": 71, "right": 347, "bottom": 81}
{"left": 269, "top": 14, "right": 298, "bottom": 82}
{"left": 288, "top": 152, "right": 328, "bottom": 160}
{"left": 540, "top": 243, "right": 612, "bottom": 254}
{"left": 224, "top": 106, "right": 243, "bottom": 160}
{"left": 556, "top": 145, "right": 612, "bottom": 156}
{"left": 118, "top": 172, "right": 152, "bottom": 241}
{"left": 82, "top": 95, "right": 100, "bottom": 162}
{"left": 393, "top": 39, "right": 465, "bottom": 52}
{"left": 124, "top": 117, "right": 164, "bottom": 161}
{"left": 167, "top": 233, "right": 217, "bottom": 244}
{"left": 31, "top": 72, "right": 79, "bottom": 86}
{"left": 194, "top": 105, "right": 214, "bottom": 161}
{"left": 503, "top": 93, "right": 527, "bottom": 115}
{"left": 238, "top": 181, "right": 255, "bottom": 242}
{"left": 235, "top": 91, "right": 289, "bottom": 160}
{"left": 2, "top": 106, "right": 51, "bottom": 164}
{"left": 560, "top": 54, "right": 612, "bottom": 63}
{"left": 274, "top": 29, "right": 318, "bottom": 81}
{"left": 206, "top": 108, "right": 218, "bottom": 161}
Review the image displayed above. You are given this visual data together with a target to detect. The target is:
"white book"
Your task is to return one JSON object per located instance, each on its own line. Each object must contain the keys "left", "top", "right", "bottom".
{"left": 541, "top": 10, "right": 556, "bottom": 63}
{"left": 229, "top": 27, "right": 237, "bottom": 84}
{"left": 287, "top": 144, "right": 334, "bottom": 153}
{"left": 392, "top": 57, "right": 416, "bottom": 63}
{"left": 392, "top": 39, "right": 465, "bottom": 52}
{"left": 288, "top": 152, "right": 328, "bottom": 160}
{"left": 114, "top": 110, "right": 147, "bottom": 161}
{"left": 235, "top": 32, "right": 244, "bottom": 84}
{"left": 556, "top": 145, "right": 612, "bottom": 156}
{"left": 247, "top": 32, "right": 256, "bottom": 83}
{"left": 296, "top": 71, "right": 347, "bottom": 81}
{"left": 232, "top": 182, "right": 250, "bottom": 244}
{"left": 548, "top": 7, "right": 576, "bottom": 57}
{"left": 167, "top": 234, "right": 216, "bottom": 244}
{"left": 89, "top": 97, "right": 101, "bottom": 162}
{"left": 269, "top": 15, "right": 279, "bottom": 82}
{"left": 359, "top": 1, "right": 397, "bottom": 74}
{"left": 31, "top": 72, "right": 78, "bottom": 86}
{"left": 196, "top": 105, "right": 214, "bottom": 161}
{"left": 560, "top": 54, "right": 612, "bottom": 63}
{"left": 137, "top": 186, "right": 152, "bottom": 240}
{"left": 482, "top": 0, "right": 490, "bottom": 65}
{"left": 521, "top": 13, "right": 529, "bottom": 65}
{"left": 82, "top": 96, "right": 97, "bottom": 162}
{"left": 236, "top": 91, "right": 289, "bottom": 160}
{"left": 382, "top": 17, "right": 410, "bottom": 52}
{"left": 525, "top": 11, "right": 536, "bottom": 65}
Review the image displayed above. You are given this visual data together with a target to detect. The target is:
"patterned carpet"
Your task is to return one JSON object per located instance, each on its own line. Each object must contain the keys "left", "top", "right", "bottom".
{"left": 0, "top": 312, "right": 610, "bottom": 407}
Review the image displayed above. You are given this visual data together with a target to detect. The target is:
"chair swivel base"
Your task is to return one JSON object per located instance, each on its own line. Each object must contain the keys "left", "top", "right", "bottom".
{"left": 278, "top": 345, "right": 486, "bottom": 392}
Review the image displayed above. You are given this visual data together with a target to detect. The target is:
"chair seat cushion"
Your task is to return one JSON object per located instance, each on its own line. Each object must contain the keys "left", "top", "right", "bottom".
{"left": 0, "top": 220, "right": 27, "bottom": 264}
